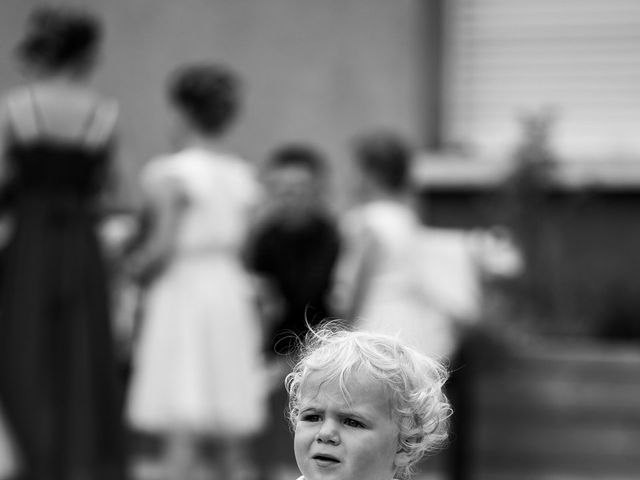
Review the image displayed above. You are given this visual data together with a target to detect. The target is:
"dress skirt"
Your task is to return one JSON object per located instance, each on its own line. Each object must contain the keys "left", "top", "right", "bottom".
{"left": 0, "top": 195, "right": 125, "bottom": 480}
{"left": 127, "top": 253, "right": 267, "bottom": 437}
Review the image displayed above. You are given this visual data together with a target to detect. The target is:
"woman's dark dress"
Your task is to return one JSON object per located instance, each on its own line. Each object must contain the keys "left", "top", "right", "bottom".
{"left": 0, "top": 108, "right": 125, "bottom": 480}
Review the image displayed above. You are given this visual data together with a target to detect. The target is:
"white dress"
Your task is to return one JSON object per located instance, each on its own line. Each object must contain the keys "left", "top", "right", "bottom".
{"left": 333, "top": 200, "right": 480, "bottom": 361}
{"left": 126, "top": 147, "right": 267, "bottom": 436}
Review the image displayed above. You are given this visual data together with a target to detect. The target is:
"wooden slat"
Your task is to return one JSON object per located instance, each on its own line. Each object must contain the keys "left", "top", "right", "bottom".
{"left": 474, "top": 420, "right": 640, "bottom": 456}
{"left": 457, "top": 0, "right": 640, "bottom": 16}
{"left": 466, "top": 340, "right": 640, "bottom": 478}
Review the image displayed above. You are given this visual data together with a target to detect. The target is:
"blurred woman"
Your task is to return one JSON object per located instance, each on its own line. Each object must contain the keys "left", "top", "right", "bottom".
{"left": 126, "top": 63, "right": 266, "bottom": 480}
{"left": 0, "top": 5, "right": 125, "bottom": 480}
{"left": 332, "top": 131, "right": 468, "bottom": 359}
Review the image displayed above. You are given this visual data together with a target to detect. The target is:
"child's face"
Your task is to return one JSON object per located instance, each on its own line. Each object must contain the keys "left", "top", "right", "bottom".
{"left": 265, "top": 165, "right": 322, "bottom": 215}
{"left": 294, "top": 371, "right": 403, "bottom": 480}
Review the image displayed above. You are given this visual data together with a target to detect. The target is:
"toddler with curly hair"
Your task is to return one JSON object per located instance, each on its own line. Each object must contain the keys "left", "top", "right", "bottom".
{"left": 285, "top": 323, "right": 452, "bottom": 480}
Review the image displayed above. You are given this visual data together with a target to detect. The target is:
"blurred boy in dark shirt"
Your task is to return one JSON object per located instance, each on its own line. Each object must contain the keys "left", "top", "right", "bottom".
{"left": 249, "top": 144, "right": 340, "bottom": 356}
{"left": 248, "top": 144, "right": 340, "bottom": 479}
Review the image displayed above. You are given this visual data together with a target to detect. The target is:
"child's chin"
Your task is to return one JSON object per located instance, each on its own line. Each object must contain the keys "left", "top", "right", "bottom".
{"left": 302, "top": 468, "right": 335, "bottom": 480}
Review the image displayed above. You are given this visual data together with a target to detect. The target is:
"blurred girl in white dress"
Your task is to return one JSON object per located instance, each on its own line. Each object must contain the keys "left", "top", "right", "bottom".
{"left": 126, "top": 63, "right": 266, "bottom": 480}
{"left": 332, "top": 131, "right": 480, "bottom": 362}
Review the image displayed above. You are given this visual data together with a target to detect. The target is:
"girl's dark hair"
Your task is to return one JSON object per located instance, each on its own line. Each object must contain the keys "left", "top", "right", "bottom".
{"left": 354, "top": 130, "right": 412, "bottom": 192}
{"left": 169, "top": 63, "right": 241, "bottom": 135}
{"left": 15, "top": 5, "right": 102, "bottom": 72}
{"left": 267, "top": 143, "right": 328, "bottom": 177}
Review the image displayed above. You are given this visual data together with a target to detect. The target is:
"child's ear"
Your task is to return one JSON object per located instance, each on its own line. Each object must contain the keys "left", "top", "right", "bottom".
{"left": 394, "top": 435, "right": 422, "bottom": 469}
{"left": 394, "top": 447, "right": 411, "bottom": 469}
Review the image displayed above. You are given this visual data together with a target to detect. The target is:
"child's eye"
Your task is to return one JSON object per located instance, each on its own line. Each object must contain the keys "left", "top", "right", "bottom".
{"left": 344, "top": 418, "right": 364, "bottom": 428}
{"left": 301, "top": 414, "right": 321, "bottom": 422}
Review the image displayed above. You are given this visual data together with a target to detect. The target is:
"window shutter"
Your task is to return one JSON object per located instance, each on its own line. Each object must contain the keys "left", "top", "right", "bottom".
{"left": 442, "top": 0, "right": 640, "bottom": 161}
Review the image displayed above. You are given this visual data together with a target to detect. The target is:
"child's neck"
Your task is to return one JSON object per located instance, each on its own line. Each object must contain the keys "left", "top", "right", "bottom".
{"left": 181, "top": 133, "right": 224, "bottom": 153}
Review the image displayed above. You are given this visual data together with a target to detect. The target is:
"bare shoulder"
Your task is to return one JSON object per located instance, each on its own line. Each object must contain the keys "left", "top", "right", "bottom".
{"left": 0, "top": 85, "right": 34, "bottom": 113}
{"left": 1, "top": 83, "right": 119, "bottom": 145}
{"left": 0, "top": 86, "right": 39, "bottom": 138}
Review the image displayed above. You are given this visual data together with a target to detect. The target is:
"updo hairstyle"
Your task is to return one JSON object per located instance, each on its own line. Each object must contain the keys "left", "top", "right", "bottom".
{"left": 353, "top": 130, "right": 413, "bottom": 193}
{"left": 168, "top": 63, "right": 241, "bottom": 136}
{"left": 15, "top": 5, "right": 102, "bottom": 74}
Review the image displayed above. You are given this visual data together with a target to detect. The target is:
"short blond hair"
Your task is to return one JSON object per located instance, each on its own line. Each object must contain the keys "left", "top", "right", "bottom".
{"left": 285, "top": 322, "right": 452, "bottom": 479}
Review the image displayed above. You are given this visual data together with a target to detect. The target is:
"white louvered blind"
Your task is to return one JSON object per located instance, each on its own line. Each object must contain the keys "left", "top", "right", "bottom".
{"left": 442, "top": 0, "right": 640, "bottom": 161}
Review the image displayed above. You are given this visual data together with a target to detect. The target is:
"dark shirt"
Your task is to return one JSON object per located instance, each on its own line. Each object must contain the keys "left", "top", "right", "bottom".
{"left": 248, "top": 210, "right": 341, "bottom": 354}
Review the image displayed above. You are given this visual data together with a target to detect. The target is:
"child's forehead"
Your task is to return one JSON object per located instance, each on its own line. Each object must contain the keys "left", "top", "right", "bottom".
{"left": 269, "top": 163, "right": 316, "bottom": 179}
{"left": 300, "top": 369, "right": 392, "bottom": 406}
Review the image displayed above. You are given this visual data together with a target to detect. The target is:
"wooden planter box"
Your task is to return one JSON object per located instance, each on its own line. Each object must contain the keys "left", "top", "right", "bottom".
{"left": 466, "top": 336, "right": 640, "bottom": 479}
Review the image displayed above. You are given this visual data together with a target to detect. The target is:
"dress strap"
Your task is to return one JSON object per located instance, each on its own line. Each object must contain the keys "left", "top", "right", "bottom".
{"left": 81, "top": 100, "right": 119, "bottom": 147}
{"left": 77, "top": 101, "right": 99, "bottom": 141}
{"left": 28, "top": 87, "right": 46, "bottom": 135}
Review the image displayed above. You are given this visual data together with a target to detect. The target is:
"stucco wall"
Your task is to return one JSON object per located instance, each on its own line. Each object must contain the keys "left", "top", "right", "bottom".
{"left": 0, "top": 0, "right": 439, "bottom": 206}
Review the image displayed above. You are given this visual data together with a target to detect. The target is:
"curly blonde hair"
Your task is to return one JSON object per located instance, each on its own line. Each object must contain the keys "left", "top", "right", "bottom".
{"left": 285, "top": 322, "right": 452, "bottom": 479}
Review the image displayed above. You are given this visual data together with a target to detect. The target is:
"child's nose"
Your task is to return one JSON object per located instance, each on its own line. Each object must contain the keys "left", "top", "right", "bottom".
{"left": 315, "top": 419, "right": 340, "bottom": 445}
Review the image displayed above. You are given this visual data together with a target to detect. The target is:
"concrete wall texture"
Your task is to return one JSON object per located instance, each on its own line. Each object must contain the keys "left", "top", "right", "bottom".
{"left": 0, "top": 0, "right": 438, "bottom": 206}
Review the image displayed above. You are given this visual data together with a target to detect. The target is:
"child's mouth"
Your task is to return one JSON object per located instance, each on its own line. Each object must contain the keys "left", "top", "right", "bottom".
{"left": 312, "top": 454, "right": 340, "bottom": 466}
